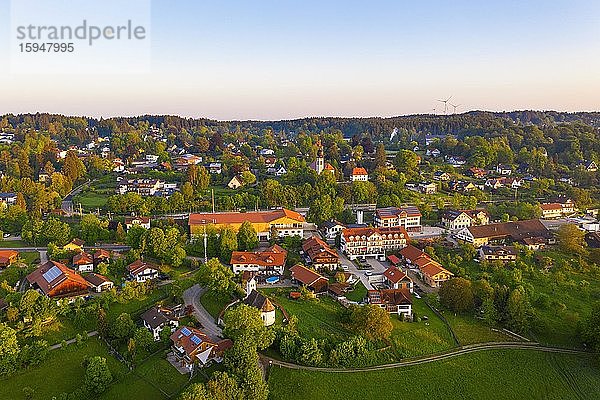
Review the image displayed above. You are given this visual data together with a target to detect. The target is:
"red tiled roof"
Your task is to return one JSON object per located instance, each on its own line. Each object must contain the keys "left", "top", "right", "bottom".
{"left": 383, "top": 266, "right": 409, "bottom": 284}
{"left": 289, "top": 264, "right": 327, "bottom": 286}
{"left": 73, "top": 252, "right": 93, "bottom": 265}
{"left": 352, "top": 167, "right": 368, "bottom": 176}
{"left": 127, "top": 259, "right": 159, "bottom": 275}
{"left": 84, "top": 272, "right": 112, "bottom": 287}
{"left": 368, "top": 288, "right": 412, "bottom": 306}
{"left": 0, "top": 250, "right": 18, "bottom": 264}
{"left": 26, "top": 261, "right": 89, "bottom": 296}
{"left": 387, "top": 254, "right": 401, "bottom": 265}
{"left": 189, "top": 208, "right": 304, "bottom": 226}
{"left": 302, "top": 236, "right": 338, "bottom": 261}
{"left": 399, "top": 245, "right": 427, "bottom": 262}
{"left": 540, "top": 203, "right": 562, "bottom": 210}
{"left": 170, "top": 326, "right": 216, "bottom": 357}
{"left": 230, "top": 246, "right": 288, "bottom": 267}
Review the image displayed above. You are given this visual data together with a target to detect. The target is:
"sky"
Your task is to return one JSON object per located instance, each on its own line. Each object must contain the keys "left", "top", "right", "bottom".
{"left": 0, "top": 0, "right": 599, "bottom": 120}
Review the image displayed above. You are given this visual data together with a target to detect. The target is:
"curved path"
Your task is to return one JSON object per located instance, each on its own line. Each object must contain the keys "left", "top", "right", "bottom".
{"left": 262, "top": 342, "right": 588, "bottom": 373}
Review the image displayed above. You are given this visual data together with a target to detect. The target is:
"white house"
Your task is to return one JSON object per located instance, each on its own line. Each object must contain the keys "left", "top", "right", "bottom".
{"left": 127, "top": 260, "right": 159, "bottom": 282}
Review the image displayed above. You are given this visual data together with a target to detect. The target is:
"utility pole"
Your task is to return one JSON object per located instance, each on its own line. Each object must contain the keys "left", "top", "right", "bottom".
{"left": 203, "top": 225, "right": 208, "bottom": 264}
{"left": 211, "top": 189, "right": 215, "bottom": 213}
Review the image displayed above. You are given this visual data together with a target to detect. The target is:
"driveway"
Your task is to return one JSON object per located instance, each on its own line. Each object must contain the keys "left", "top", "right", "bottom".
{"left": 338, "top": 251, "right": 374, "bottom": 290}
{"left": 182, "top": 284, "right": 223, "bottom": 340}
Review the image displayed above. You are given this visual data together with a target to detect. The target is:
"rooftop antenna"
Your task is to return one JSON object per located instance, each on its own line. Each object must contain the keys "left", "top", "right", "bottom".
{"left": 436, "top": 96, "right": 452, "bottom": 115}
{"left": 450, "top": 103, "right": 461, "bottom": 114}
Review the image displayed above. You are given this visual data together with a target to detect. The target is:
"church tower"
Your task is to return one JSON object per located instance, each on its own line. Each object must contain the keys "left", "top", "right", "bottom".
{"left": 316, "top": 140, "right": 325, "bottom": 174}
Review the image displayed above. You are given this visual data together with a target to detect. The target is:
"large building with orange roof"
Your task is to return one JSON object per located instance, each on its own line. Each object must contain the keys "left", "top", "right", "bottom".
{"left": 189, "top": 208, "right": 304, "bottom": 241}
{"left": 340, "top": 226, "right": 409, "bottom": 261}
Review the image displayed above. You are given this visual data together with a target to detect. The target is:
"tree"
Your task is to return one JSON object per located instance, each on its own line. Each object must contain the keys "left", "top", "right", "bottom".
{"left": 62, "top": 150, "right": 86, "bottom": 183}
{"left": 0, "top": 323, "right": 19, "bottom": 376}
{"left": 111, "top": 313, "right": 136, "bottom": 340}
{"left": 115, "top": 222, "right": 126, "bottom": 243}
{"left": 507, "top": 287, "right": 531, "bottom": 333}
{"left": 558, "top": 223, "right": 586, "bottom": 254}
{"left": 84, "top": 356, "right": 113, "bottom": 394}
{"left": 349, "top": 304, "right": 393, "bottom": 341}
{"left": 481, "top": 297, "right": 498, "bottom": 326}
{"left": 237, "top": 221, "right": 258, "bottom": 251}
{"left": 394, "top": 150, "right": 419, "bottom": 174}
{"left": 126, "top": 224, "right": 147, "bottom": 249}
{"left": 374, "top": 143, "right": 387, "bottom": 169}
{"left": 583, "top": 302, "right": 600, "bottom": 354}
{"left": 222, "top": 304, "right": 274, "bottom": 350}
{"left": 199, "top": 258, "right": 237, "bottom": 297}
{"left": 439, "top": 278, "right": 474, "bottom": 313}
{"left": 219, "top": 226, "right": 238, "bottom": 262}
{"left": 298, "top": 338, "right": 324, "bottom": 366}
{"left": 80, "top": 214, "right": 109, "bottom": 244}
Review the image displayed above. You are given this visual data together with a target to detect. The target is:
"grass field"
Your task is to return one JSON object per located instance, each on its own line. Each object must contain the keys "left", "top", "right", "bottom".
{"left": 0, "top": 240, "right": 27, "bottom": 248}
{"left": 268, "top": 350, "right": 600, "bottom": 400}
{"left": 200, "top": 289, "right": 232, "bottom": 318}
{"left": 389, "top": 299, "right": 456, "bottom": 358}
{"left": 441, "top": 311, "right": 513, "bottom": 345}
{"left": 345, "top": 281, "right": 367, "bottom": 302}
{"left": 263, "top": 288, "right": 353, "bottom": 342}
{"left": 73, "top": 190, "right": 110, "bottom": 210}
{"left": 0, "top": 337, "right": 127, "bottom": 400}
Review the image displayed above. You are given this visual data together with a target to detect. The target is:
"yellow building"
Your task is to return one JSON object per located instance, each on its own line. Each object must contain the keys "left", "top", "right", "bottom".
{"left": 189, "top": 209, "right": 304, "bottom": 241}
{"left": 63, "top": 238, "right": 85, "bottom": 253}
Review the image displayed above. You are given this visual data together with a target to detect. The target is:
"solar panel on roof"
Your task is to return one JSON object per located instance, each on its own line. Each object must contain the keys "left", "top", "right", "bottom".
{"left": 42, "top": 265, "right": 62, "bottom": 283}
{"left": 181, "top": 327, "right": 191, "bottom": 336}
{"left": 190, "top": 335, "right": 202, "bottom": 345}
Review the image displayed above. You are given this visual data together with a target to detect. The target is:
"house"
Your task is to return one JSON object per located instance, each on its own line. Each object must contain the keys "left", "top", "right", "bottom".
{"left": 302, "top": 236, "right": 339, "bottom": 271}
{"left": 125, "top": 216, "right": 151, "bottom": 230}
{"left": 418, "top": 182, "right": 437, "bottom": 194}
{"left": 321, "top": 220, "right": 345, "bottom": 241}
{"left": 189, "top": 208, "right": 304, "bottom": 241}
{"left": 496, "top": 164, "right": 512, "bottom": 175}
{"left": 170, "top": 326, "right": 232, "bottom": 372}
{"left": 467, "top": 167, "right": 487, "bottom": 178}
{"left": 208, "top": 162, "right": 222, "bottom": 174}
{"left": 63, "top": 238, "right": 85, "bottom": 253}
{"left": 127, "top": 260, "right": 159, "bottom": 282}
{"left": 227, "top": 175, "right": 245, "bottom": 190}
{"left": 259, "top": 149, "right": 275, "bottom": 156}
{"left": 448, "top": 181, "right": 478, "bottom": 193}
{"left": 374, "top": 206, "right": 422, "bottom": 232}
{"left": 84, "top": 273, "right": 114, "bottom": 293}
{"left": 579, "top": 160, "right": 598, "bottom": 172}
{"left": 479, "top": 246, "right": 517, "bottom": 262}
{"left": 340, "top": 226, "right": 409, "bottom": 261}
{"left": 441, "top": 209, "right": 489, "bottom": 231}
{"left": 485, "top": 178, "right": 504, "bottom": 190}
{"left": 289, "top": 264, "right": 329, "bottom": 294}
{"left": 456, "top": 219, "right": 553, "bottom": 249}
{"left": 398, "top": 245, "right": 454, "bottom": 288}
{"left": 243, "top": 288, "right": 276, "bottom": 326}
{"left": 72, "top": 252, "right": 94, "bottom": 273}
{"left": 540, "top": 199, "right": 577, "bottom": 219}
{"left": 433, "top": 171, "right": 451, "bottom": 181}
{"left": 0, "top": 192, "right": 17, "bottom": 207}
{"left": 26, "top": 261, "right": 90, "bottom": 299}
{"left": 310, "top": 140, "right": 334, "bottom": 175}
{"left": 350, "top": 167, "right": 369, "bottom": 182}
{"left": 230, "top": 244, "right": 287, "bottom": 275}
{"left": 500, "top": 177, "right": 523, "bottom": 189}
{"left": 0, "top": 250, "right": 18, "bottom": 268}
{"left": 328, "top": 282, "right": 351, "bottom": 298}
{"left": 383, "top": 266, "right": 413, "bottom": 292}
{"left": 93, "top": 249, "right": 111, "bottom": 265}
{"left": 426, "top": 148, "right": 441, "bottom": 158}
{"left": 446, "top": 156, "right": 466, "bottom": 167}
{"left": 112, "top": 158, "right": 125, "bottom": 173}
{"left": 420, "top": 261, "right": 454, "bottom": 288}
{"left": 142, "top": 305, "right": 180, "bottom": 340}
{"left": 368, "top": 289, "right": 412, "bottom": 317}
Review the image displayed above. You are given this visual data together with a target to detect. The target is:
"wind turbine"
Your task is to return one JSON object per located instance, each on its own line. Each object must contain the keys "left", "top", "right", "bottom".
{"left": 450, "top": 103, "right": 461, "bottom": 114}
{"left": 437, "top": 96, "right": 452, "bottom": 115}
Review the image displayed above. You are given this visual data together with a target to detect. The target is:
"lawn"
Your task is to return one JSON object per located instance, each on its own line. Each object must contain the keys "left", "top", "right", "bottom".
{"left": 0, "top": 239, "right": 27, "bottom": 248}
{"left": 345, "top": 281, "right": 367, "bottom": 302}
{"left": 200, "top": 289, "right": 233, "bottom": 319}
{"left": 132, "top": 351, "right": 190, "bottom": 396}
{"left": 268, "top": 350, "right": 600, "bottom": 400}
{"left": 441, "top": 311, "right": 513, "bottom": 345}
{"left": 107, "top": 287, "right": 169, "bottom": 319}
{"left": 0, "top": 337, "right": 127, "bottom": 400}
{"left": 73, "top": 190, "right": 109, "bottom": 210}
{"left": 262, "top": 288, "right": 352, "bottom": 342}
{"left": 388, "top": 298, "right": 456, "bottom": 358}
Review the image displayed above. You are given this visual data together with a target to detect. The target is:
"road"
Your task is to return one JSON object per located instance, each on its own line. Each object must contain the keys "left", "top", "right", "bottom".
{"left": 49, "top": 331, "right": 98, "bottom": 350}
{"left": 262, "top": 342, "right": 588, "bottom": 372}
{"left": 61, "top": 179, "right": 93, "bottom": 215}
{"left": 182, "top": 284, "right": 223, "bottom": 340}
